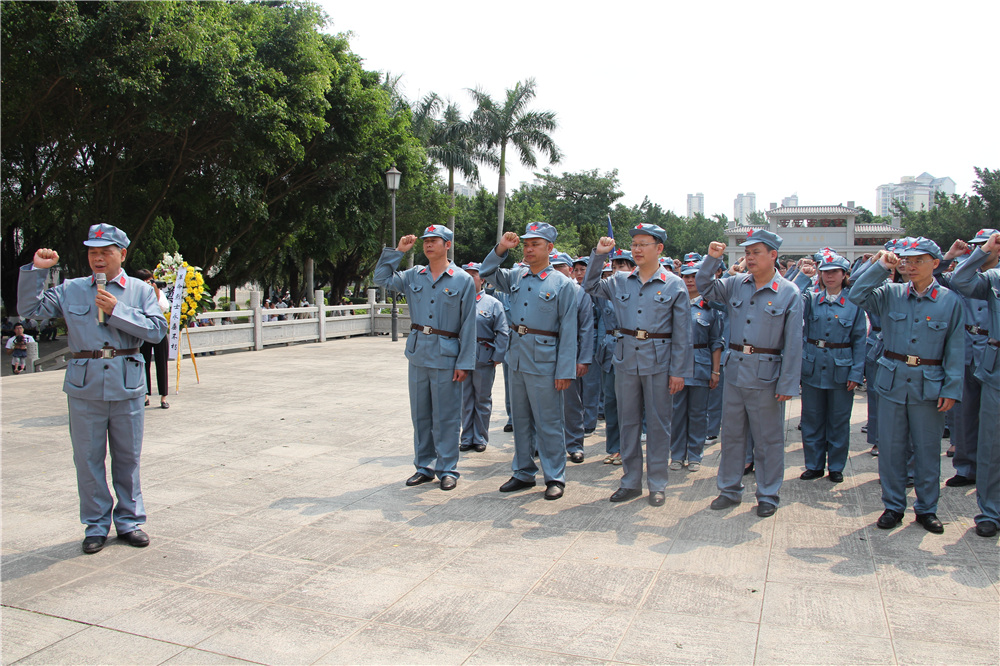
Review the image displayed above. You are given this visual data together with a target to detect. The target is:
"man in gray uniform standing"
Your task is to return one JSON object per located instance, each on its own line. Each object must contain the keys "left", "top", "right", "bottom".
{"left": 480, "top": 223, "right": 578, "bottom": 500}
{"left": 374, "top": 225, "right": 477, "bottom": 491}
{"left": 459, "top": 262, "right": 509, "bottom": 453}
{"left": 696, "top": 230, "right": 803, "bottom": 517}
{"left": 583, "top": 224, "right": 693, "bottom": 506}
{"left": 551, "top": 251, "right": 594, "bottom": 464}
{"left": 19, "top": 224, "right": 168, "bottom": 554}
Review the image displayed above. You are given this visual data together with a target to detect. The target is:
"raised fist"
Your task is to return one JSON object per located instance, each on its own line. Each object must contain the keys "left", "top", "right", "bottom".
{"left": 596, "top": 236, "right": 616, "bottom": 254}
{"left": 708, "top": 241, "right": 726, "bottom": 259}
{"left": 498, "top": 231, "right": 520, "bottom": 252}
{"left": 33, "top": 248, "right": 59, "bottom": 269}
{"left": 945, "top": 239, "right": 969, "bottom": 260}
{"left": 396, "top": 235, "right": 417, "bottom": 253}
{"left": 879, "top": 251, "right": 900, "bottom": 270}
{"left": 983, "top": 232, "right": 1000, "bottom": 254}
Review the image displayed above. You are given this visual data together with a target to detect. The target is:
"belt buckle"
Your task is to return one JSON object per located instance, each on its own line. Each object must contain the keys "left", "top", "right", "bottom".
{"left": 516, "top": 325, "right": 528, "bottom": 335}
{"left": 971, "top": 326, "right": 983, "bottom": 335}
{"left": 816, "top": 339, "right": 827, "bottom": 349}
{"left": 613, "top": 329, "right": 622, "bottom": 338}
{"left": 905, "top": 354, "right": 920, "bottom": 367}
{"left": 421, "top": 325, "right": 433, "bottom": 335}
{"left": 100, "top": 348, "right": 115, "bottom": 359}
{"left": 741, "top": 344, "right": 753, "bottom": 355}
{"left": 635, "top": 329, "right": 649, "bottom": 340}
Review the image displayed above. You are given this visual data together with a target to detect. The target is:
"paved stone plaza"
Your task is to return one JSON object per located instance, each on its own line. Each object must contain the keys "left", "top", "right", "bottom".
{"left": 2, "top": 337, "right": 998, "bottom": 665}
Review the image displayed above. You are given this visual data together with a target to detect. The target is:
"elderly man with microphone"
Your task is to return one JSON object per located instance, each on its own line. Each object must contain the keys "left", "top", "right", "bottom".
{"left": 18, "top": 224, "right": 167, "bottom": 554}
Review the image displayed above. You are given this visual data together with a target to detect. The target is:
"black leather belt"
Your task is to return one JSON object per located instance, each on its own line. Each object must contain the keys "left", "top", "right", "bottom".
{"left": 871, "top": 327, "right": 881, "bottom": 332}
{"left": 411, "top": 324, "right": 458, "bottom": 338}
{"left": 513, "top": 325, "right": 558, "bottom": 337}
{"left": 966, "top": 325, "right": 989, "bottom": 336}
{"left": 730, "top": 342, "right": 781, "bottom": 355}
{"left": 73, "top": 347, "right": 140, "bottom": 359}
{"left": 987, "top": 338, "right": 1000, "bottom": 348}
{"left": 606, "top": 329, "right": 621, "bottom": 336}
{"left": 884, "top": 350, "right": 942, "bottom": 367}
{"left": 693, "top": 343, "right": 708, "bottom": 349}
{"left": 477, "top": 337, "right": 493, "bottom": 344}
{"left": 807, "top": 338, "right": 852, "bottom": 349}
{"left": 620, "top": 328, "right": 671, "bottom": 340}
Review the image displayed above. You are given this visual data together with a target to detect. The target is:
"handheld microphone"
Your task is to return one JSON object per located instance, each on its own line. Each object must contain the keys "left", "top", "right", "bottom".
{"left": 95, "top": 273, "right": 106, "bottom": 324}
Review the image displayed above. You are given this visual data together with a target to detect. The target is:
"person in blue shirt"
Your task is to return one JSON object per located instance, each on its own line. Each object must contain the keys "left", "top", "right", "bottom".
{"left": 670, "top": 260, "right": 723, "bottom": 472}
{"left": 18, "top": 224, "right": 168, "bottom": 554}
{"left": 799, "top": 253, "right": 866, "bottom": 483}
{"left": 573, "top": 256, "right": 602, "bottom": 435}
{"left": 550, "top": 252, "right": 593, "bottom": 463}
{"left": 458, "top": 262, "right": 509, "bottom": 454}
{"left": 480, "top": 223, "right": 578, "bottom": 500}
{"left": 950, "top": 230, "right": 1000, "bottom": 537}
{"left": 373, "top": 225, "right": 477, "bottom": 491}
{"left": 696, "top": 230, "right": 803, "bottom": 518}
{"left": 596, "top": 253, "right": 635, "bottom": 466}
{"left": 583, "top": 224, "right": 693, "bottom": 507}
{"left": 849, "top": 237, "right": 965, "bottom": 533}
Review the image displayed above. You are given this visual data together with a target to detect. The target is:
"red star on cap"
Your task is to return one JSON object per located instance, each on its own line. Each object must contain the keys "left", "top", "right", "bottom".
{"left": 94, "top": 229, "right": 104, "bottom": 238}
{"left": 426, "top": 226, "right": 435, "bottom": 232}
{"left": 637, "top": 224, "right": 643, "bottom": 229}
{"left": 529, "top": 224, "right": 538, "bottom": 231}
{"left": 747, "top": 230, "right": 754, "bottom": 237}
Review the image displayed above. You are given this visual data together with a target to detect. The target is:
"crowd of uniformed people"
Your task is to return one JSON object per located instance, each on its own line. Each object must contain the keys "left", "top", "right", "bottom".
{"left": 375, "top": 221, "right": 1000, "bottom": 539}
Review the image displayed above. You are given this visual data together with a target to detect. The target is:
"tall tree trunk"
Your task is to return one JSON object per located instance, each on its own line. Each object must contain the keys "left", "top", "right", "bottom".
{"left": 495, "top": 142, "right": 508, "bottom": 244}
{"left": 447, "top": 166, "right": 456, "bottom": 262}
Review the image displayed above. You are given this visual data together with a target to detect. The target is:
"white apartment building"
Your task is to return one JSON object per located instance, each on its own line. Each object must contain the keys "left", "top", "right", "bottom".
{"left": 687, "top": 193, "right": 705, "bottom": 218}
{"left": 875, "top": 173, "right": 956, "bottom": 217}
{"left": 734, "top": 192, "right": 756, "bottom": 226}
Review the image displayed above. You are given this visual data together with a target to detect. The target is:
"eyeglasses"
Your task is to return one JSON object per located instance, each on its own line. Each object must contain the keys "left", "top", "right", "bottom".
{"left": 899, "top": 258, "right": 930, "bottom": 266}
{"left": 630, "top": 242, "right": 657, "bottom": 250}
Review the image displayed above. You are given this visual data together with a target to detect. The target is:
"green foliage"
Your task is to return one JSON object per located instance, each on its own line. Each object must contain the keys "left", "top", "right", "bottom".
{"left": 898, "top": 168, "right": 997, "bottom": 251}
{"left": 746, "top": 210, "right": 768, "bottom": 226}
{"left": 127, "top": 216, "right": 179, "bottom": 272}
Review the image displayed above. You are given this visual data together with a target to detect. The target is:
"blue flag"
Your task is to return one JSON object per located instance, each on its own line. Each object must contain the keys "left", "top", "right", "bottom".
{"left": 606, "top": 213, "right": 614, "bottom": 239}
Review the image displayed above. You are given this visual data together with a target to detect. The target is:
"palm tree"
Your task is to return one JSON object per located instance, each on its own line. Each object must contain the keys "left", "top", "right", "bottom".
{"left": 413, "top": 93, "right": 497, "bottom": 259}
{"left": 468, "top": 78, "right": 561, "bottom": 243}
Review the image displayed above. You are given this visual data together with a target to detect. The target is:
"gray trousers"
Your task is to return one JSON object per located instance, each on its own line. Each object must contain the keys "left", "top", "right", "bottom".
{"left": 510, "top": 370, "right": 566, "bottom": 485}
{"left": 952, "top": 365, "right": 981, "bottom": 479}
{"left": 582, "top": 363, "right": 601, "bottom": 431}
{"left": 461, "top": 364, "right": 497, "bottom": 447}
{"left": 408, "top": 364, "right": 461, "bottom": 479}
{"left": 975, "top": 381, "right": 1000, "bottom": 527}
{"left": 562, "top": 376, "right": 585, "bottom": 454}
{"left": 718, "top": 383, "right": 785, "bottom": 505}
{"left": 68, "top": 395, "right": 146, "bottom": 537}
{"left": 616, "top": 371, "right": 673, "bottom": 492}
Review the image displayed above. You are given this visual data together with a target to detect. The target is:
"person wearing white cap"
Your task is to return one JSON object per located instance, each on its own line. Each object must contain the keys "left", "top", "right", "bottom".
{"left": 18, "top": 224, "right": 167, "bottom": 554}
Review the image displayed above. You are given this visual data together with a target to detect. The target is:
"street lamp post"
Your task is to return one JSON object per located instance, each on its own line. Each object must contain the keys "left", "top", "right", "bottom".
{"left": 385, "top": 166, "right": 401, "bottom": 342}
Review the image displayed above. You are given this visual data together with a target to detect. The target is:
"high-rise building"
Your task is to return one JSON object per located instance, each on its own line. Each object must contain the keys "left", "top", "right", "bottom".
{"left": 733, "top": 192, "right": 756, "bottom": 226}
{"left": 686, "top": 193, "right": 704, "bottom": 218}
{"left": 875, "top": 173, "right": 956, "bottom": 217}
{"left": 781, "top": 194, "right": 799, "bottom": 207}
{"left": 453, "top": 182, "right": 477, "bottom": 198}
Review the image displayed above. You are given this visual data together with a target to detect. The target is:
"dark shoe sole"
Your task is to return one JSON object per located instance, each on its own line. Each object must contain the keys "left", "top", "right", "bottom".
{"left": 499, "top": 479, "right": 536, "bottom": 493}
{"left": 710, "top": 496, "right": 740, "bottom": 510}
{"left": 610, "top": 489, "right": 642, "bottom": 503}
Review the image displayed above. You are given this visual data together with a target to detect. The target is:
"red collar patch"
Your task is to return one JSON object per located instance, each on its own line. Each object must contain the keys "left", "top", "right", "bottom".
{"left": 476, "top": 293, "right": 482, "bottom": 301}
{"left": 418, "top": 266, "right": 427, "bottom": 274}
{"left": 539, "top": 271, "right": 548, "bottom": 280}
{"left": 447, "top": 268, "right": 454, "bottom": 276}
{"left": 771, "top": 281, "right": 779, "bottom": 291}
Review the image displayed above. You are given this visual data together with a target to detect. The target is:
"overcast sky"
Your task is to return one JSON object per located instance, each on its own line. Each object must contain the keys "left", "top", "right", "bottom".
{"left": 317, "top": 0, "right": 999, "bottom": 219}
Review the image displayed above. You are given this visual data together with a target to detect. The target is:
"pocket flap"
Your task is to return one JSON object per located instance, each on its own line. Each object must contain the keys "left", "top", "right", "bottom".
{"left": 68, "top": 304, "right": 91, "bottom": 316}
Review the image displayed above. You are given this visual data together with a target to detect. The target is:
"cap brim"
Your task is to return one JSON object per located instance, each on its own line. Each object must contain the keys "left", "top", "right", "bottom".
{"left": 739, "top": 239, "right": 776, "bottom": 248}
{"left": 520, "top": 232, "right": 550, "bottom": 240}
{"left": 83, "top": 239, "right": 118, "bottom": 247}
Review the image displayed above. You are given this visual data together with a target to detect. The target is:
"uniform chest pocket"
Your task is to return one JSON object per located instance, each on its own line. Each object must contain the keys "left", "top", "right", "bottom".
{"left": 652, "top": 293, "right": 671, "bottom": 305}
{"left": 409, "top": 284, "right": 424, "bottom": 302}
{"left": 764, "top": 304, "right": 786, "bottom": 317}
{"left": 538, "top": 289, "right": 557, "bottom": 312}
{"left": 441, "top": 286, "right": 460, "bottom": 306}
{"left": 695, "top": 317, "right": 711, "bottom": 328}
{"left": 836, "top": 316, "right": 854, "bottom": 329}
{"left": 887, "top": 311, "right": 907, "bottom": 324}
{"left": 616, "top": 293, "right": 631, "bottom": 304}
{"left": 730, "top": 298, "right": 743, "bottom": 309}
{"left": 67, "top": 304, "right": 91, "bottom": 318}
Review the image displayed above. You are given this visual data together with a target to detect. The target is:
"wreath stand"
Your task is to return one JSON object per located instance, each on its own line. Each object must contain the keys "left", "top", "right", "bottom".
{"left": 174, "top": 326, "right": 200, "bottom": 391}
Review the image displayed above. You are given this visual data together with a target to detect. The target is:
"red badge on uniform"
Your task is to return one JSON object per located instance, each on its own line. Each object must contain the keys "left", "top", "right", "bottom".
{"left": 771, "top": 281, "right": 778, "bottom": 290}
{"left": 476, "top": 293, "right": 482, "bottom": 301}
{"left": 931, "top": 288, "right": 938, "bottom": 299}
{"left": 447, "top": 268, "right": 454, "bottom": 276}
{"left": 539, "top": 271, "right": 548, "bottom": 279}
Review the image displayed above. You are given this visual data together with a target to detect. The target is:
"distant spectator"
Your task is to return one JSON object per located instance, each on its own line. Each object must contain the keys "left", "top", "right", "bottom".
{"left": 5, "top": 322, "right": 34, "bottom": 374}
{"left": 39, "top": 317, "right": 59, "bottom": 341}
{"left": 134, "top": 269, "right": 170, "bottom": 408}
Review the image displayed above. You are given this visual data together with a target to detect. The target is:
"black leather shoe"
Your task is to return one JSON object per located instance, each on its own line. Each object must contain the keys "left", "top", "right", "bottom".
{"left": 648, "top": 491, "right": 665, "bottom": 507}
{"left": 876, "top": 509, "right": 904, "bottom": 529}
{"left": 82, "top": 535, "right": 107, "bottom": 554}
{"left": 945, "top": 474, "right": 976, "bottom": 487}
{"left": 473, "top": 443, "right": 486, "bottom": 452}
{"left": 499, "top": 477, "right": 536, "bottom": 493}
{"left": 915, "top": 513, "right": 944, "bottom": 534}
{"left": 118, "top": 529, "right": 149, "bottom": 548}
{"left": 743, "top": 463, "right": 754, "bottom": 476}
{"left": 800, "top": 469, "right": 824, "bottom": 480}
{"left": 975, "top": 521, "right": 998, "bottom": 537}
{"left": 568, "top": 451, "right": 584, "bottom": 464}
{"left": 756, "top": 502, "right": 777, "bottom": 518}
{"left": 828, "top": 471, "right": 844, "bottom": 483}
{"left": 584, "top": 428, "right": 596, "bottom": 434}
{"left": 405, "top": 472, "right": 435, "bottom": 487}
{"left": 610, "top": 487, "right": 642, "bottom": 503}
{"left": 544, "top": 482, "right": 564, "bottom": 500}
{"left": 503, "top": 424, "right": 513, "bottom": 432}
{"left": 710, "top": 495, "right": 740, "bottom": 510}
{"left": 440, "top": 476, "right": 457, "bottom": 491}
{"left": 459, "top": 443, "right": 474, "bottom": 451}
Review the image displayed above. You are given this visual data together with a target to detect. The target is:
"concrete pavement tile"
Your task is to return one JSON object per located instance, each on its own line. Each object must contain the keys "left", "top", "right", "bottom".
{"left": 486, "top": 597, "right": 631, "bottom": 660}
{"left": 614, "top": 609, "right": 757, "bottom": 665}
{"left": 428, "top": 548, "right": 556, "bottom": 594}
{"left": 561, "top": 529, "right": 670, "bottom": 569}
{"left": 161, "top": 648, "right": 260, "bottom": 664}
{"left": 336, "top": 536, "right": 463, "bottom": 577}
{"left": 673, "top": 508, "right": 774, "bottom": 547}
{"left": 0, "top": 607, "right": 87, "bottom": 664}
{"left": 771, "top": 495, "right": 865, "bottom": 526}
{"left": 376, "top": 581, "right": 521, "bottom": 639}
{"left": 102, "top": 586, "right": 265, "bottom": 645}
{"left": 255, "top": 497, "right": 352, "bottom": 525}
{"left": 642, "top": 570, "right": 764, "bottom": 622}
{"left": 195, "top": 604, "right": 365, "bottom": 664}
{"left": 14, "top": 625, "right": 185, "bottom": 665}
{"left": 866, "top": 523, "right": 974, "bottom": 563}
{"left": 110, "top": 538, "right": 246, "bottom": 583}
{"left": 153, "top": 505, "right": 237, "bottom": 540}
{"left": 424, "top": 494, "right": 536, "bottom": 525}
{"left": 660, "top": 539, "right": 770, "bottom": 578}
{"left": 531, "top": 560, "right": 656, "bottom": 608}
{"left": 389, "top": 515, "right": 495, "bottom": 548}
{"left": 1, "top": 554, "right": 93, "bottom": 605}
{"left": 883, "top": 594, "right": 1000, "bottom": 651}
{"left": 893, "top": 637, "right": 1000, "bottom": 665}
{"left": 310, "top": 506, "right": 424, "bottom": 535}
{"left": 766, "top": 550, "right": 877, "bottom": 587}
{"left": 761, "top": 581, "right": 889, "bottom": 638}
{"left": 281, "top": 567, "right": 422, "bottom": 619}
{"left": 17, "top": 569, "right": 177, "bottom": 625}
{"left": 516, "top": 501, "right": 604, "bottom": 531}
{"left": 875, "top": 558, "right": 999, "bottom": 602}
{"left": 468, "top": 523, "right": 582, "bottom": 558}
{"left": 313, "top": 622, "right": 479, "bottom": 665}
{"left": 188, "top": 552, "right": 325, "bottom": 600}
{"left": 466, "top": 642, "right": 609, "bottom": 665}
{"left": 256, "top": 526, "right": 373, "bottom": 564}
{"left": 755, "top": 622, "right": 895, "bottom": 664}
{"left": 258, "top": 442, "right": 338, "bottom": 458}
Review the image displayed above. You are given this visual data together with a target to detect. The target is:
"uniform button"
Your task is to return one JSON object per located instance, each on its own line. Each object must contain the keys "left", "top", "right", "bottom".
{"left": 520, "top": 318, "right": 524, "bottom": 322}
{"left": 911, "top": 339, "right": 917, "bottom": 343}
{"left": 432, "top": 285, "right": 436, "bottom": 289}
{"left": 637, "top": 309, "right": 642, "bottom": 314}
{"left": 635, "top": 346, "right": 639, "bottom": 350}
{"left": 523, "top": 303, "right": 528, "bottom": 307}
{"left": 104, "top": 364, "right": 109, "bottom": 369}
{"left": 747, "top": 319, "right": 751, "bottom": 324}
{"left": 750, "top": 301, "right": 754, "bottom": 305}
{"left": 430, "top": 300, "right": 435, "bottom": 303}
{"left": 428, "top": 314, "right": 433, "bottom": 319}
{"left": 906, "top": 378, "right": 912, "bottom": 383}
{"left": 527, "top": 287, "right": 532, "bottom": 291}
